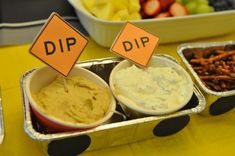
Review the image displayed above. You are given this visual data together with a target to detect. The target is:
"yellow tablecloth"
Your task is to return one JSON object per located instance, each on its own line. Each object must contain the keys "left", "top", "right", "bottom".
{"left": 1, "top": 32, "right": 235, "bottom": 156}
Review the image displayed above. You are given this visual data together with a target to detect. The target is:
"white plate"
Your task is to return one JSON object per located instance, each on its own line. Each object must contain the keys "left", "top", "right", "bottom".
{"left": 68, "top": 0, "right": 235, "bottom": 47}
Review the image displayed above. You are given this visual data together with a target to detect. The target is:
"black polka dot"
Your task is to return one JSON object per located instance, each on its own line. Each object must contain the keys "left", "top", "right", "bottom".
{"left": 153, "top": 115, "right": 190, "bottom": 137}
{"left": 48, "top": 135, "right": 91, "bottom": 156}
{"left": 209, "top": 96, "right": 235, "bottom": 115}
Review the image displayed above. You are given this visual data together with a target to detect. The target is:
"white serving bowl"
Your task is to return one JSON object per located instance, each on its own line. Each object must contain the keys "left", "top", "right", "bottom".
{"left": 25, "top": 66, "right": 116, "bottom": 132}
{"left": 68, "top": 0, "right": 235, "bottom": 47}
{"left": 109, "top": 55, "right": 194, "bottom": 117}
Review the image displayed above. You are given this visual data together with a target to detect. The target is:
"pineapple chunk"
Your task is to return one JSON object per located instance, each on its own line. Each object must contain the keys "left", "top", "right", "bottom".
{"left": 90, "top": 3, "right": 114, "bottom": 20}
{"left": 81, "top": 0, "right": 95, "bottom": 11}
{"left": 83, "top": 0, "right": 141, "bottom": 21}
{"left": 116, "top": 9, "right": 129, "bottom": 20}
{"left": 128, "top": 12, "right": 141, "bottom": 20}
{"left": 128, "top": 0, "right": 141, "bottom": 13}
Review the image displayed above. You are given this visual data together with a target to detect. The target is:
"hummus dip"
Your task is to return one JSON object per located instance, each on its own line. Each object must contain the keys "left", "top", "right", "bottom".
{"left": 113, "top": 65, "right": 189, "bottom": 111}
{"left": 33, "top": 76, "right": 111, "bottom": 124}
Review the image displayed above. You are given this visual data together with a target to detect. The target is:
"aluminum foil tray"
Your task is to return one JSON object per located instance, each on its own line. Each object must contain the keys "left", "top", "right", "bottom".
{"left": 21, "top": 56, "right": 206, "bottom": 155}
{"left": 177, "top": 41, "right": 235, "bottom": 115}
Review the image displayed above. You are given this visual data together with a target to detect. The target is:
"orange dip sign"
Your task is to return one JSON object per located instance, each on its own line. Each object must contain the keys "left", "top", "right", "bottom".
{"left": 29, "top": 12, "right": 88, "bottom": 76}
{"left": 110, "top": 22, "right": 159, "bottom": 67}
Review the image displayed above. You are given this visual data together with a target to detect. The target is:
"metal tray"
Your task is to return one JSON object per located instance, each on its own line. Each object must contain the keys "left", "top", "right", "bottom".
{"left": 177, "top": 41, "right": 235, "bottom": 115}
{"left": 21, "top": 56, "right": 206, "bottom": 155}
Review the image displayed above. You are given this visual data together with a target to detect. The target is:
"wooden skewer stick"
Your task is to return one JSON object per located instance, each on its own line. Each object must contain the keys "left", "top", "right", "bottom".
{"left": 63, "top": 77, "right": 69, "bottom": 93}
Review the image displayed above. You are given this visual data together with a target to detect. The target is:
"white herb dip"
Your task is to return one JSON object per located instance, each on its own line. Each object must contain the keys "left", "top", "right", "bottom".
{"left": 113, "top": 65, "right": 189, "bottom": 111}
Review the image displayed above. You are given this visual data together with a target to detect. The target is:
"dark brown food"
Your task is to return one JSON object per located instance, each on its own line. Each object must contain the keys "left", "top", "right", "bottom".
{"left": 183, "top": 44, "right": 235, "bottom": 92}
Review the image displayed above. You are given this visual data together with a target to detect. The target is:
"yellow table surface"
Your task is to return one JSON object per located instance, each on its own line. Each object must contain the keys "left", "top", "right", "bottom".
{"left": 1, "top": 32, "right": 235, "bottom": 156}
